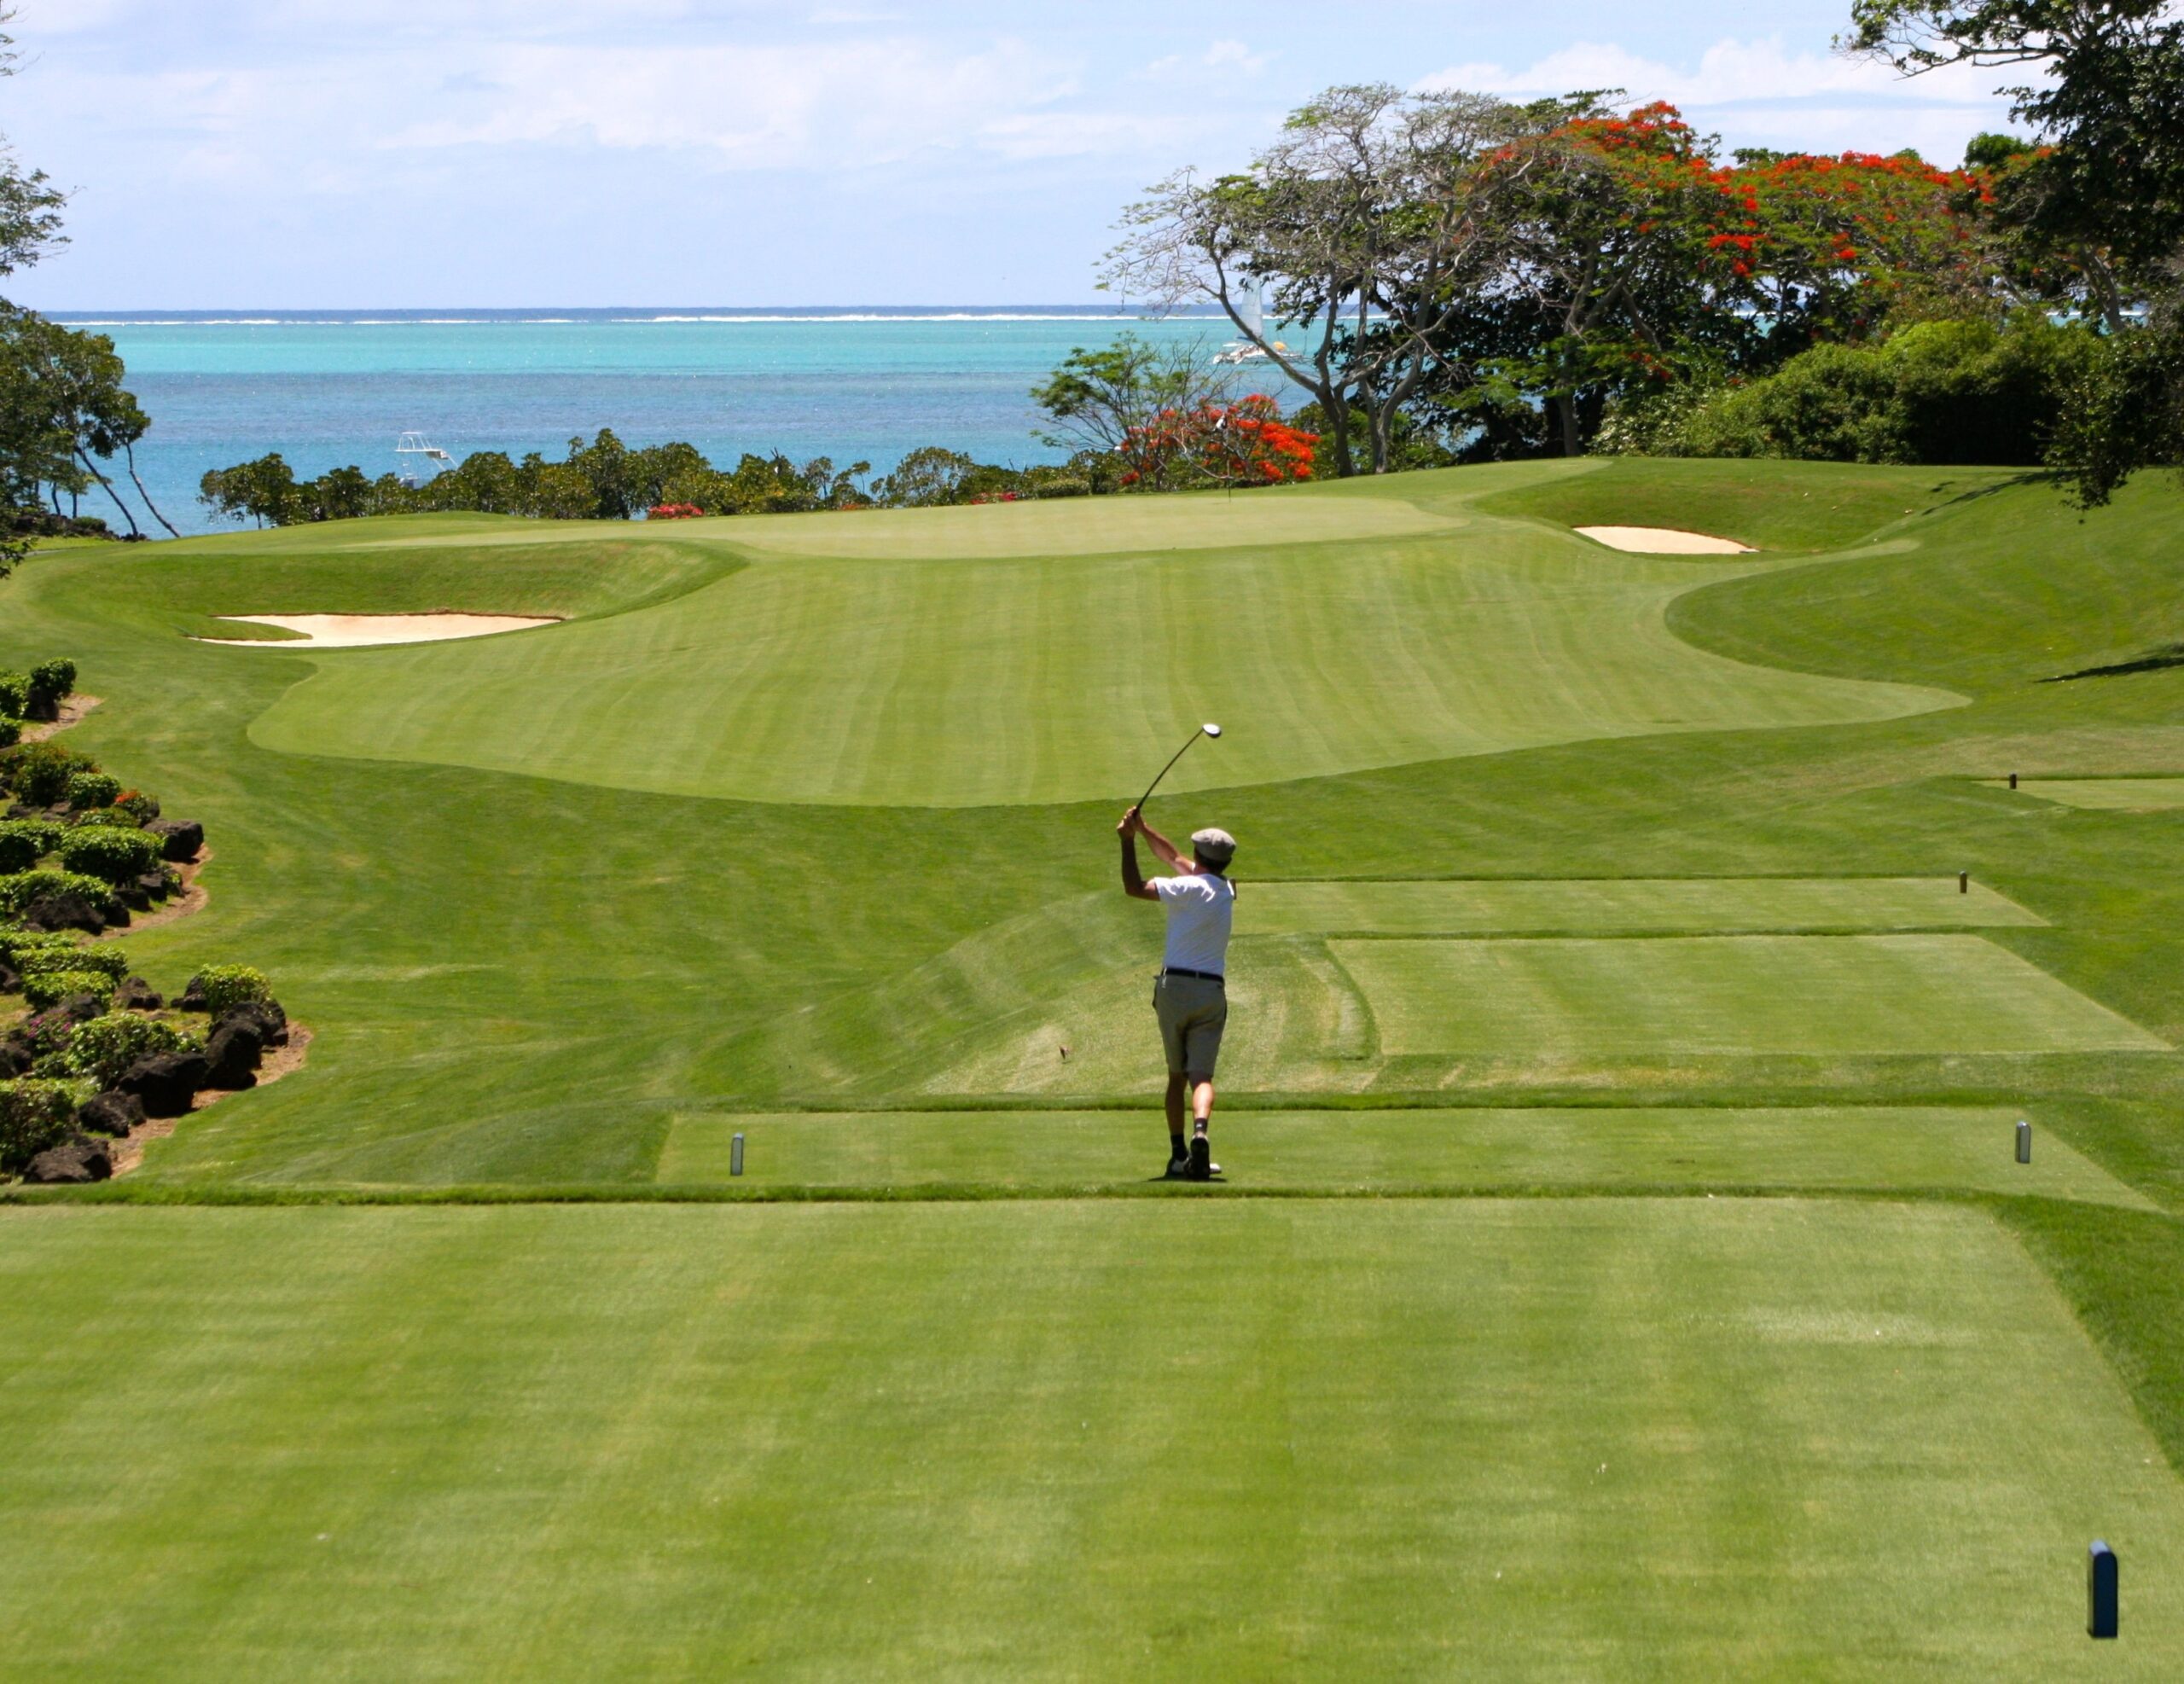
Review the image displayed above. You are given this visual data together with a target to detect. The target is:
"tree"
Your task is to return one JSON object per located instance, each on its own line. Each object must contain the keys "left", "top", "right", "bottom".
{"left": 1106, "top": 84, "right": 1542, "bottom": 475}
{"left": 1847, "top": 1, "right": 2184, "bottom": 500}
{"left": 1846, "top": 2, "right": 2184, "bottom": 322}
{"left": 0, "top": 309, "right": 178, "bottom": 536}
{"left": 0, "top": 7, "right": 63, "bottom": 281}
{"left": 1031, "top": 334, "right": 1235, "bottom": 459}
{"left": 198, "top": 455, "right": 299, "bottom": 528}
{"left": 871, "top": 447, "right": 982, "bottom": 508}
{"left": 1115, "top": 395, "right": 1319, "bottom": 491}
{"left": 1390, "top": 101, "right": 2002, "bottom": 456}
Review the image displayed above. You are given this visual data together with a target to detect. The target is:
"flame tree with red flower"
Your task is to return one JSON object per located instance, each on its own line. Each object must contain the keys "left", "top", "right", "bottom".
{"left": 1117, "top": 396, "right": 1318, "bottom": 491}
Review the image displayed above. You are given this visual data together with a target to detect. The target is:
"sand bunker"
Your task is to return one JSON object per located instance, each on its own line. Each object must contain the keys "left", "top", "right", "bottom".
{"left": 1574, "top": 526, "right": 1754, "bottom": 555}
{"left": 200, "top": 613, "right": 561, "bottom": 648}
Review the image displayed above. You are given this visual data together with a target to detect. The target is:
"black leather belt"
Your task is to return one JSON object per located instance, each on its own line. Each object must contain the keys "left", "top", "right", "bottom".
{"left": 1160, "top": 967, "right": 1225, "bottom": 984}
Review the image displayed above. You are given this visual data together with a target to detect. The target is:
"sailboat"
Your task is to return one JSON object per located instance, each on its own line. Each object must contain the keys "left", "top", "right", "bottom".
{"left": 395, "top": 432, "right": 454, "bottom": 486}
{"left": 1215, "top": 281, "right": 1287, "bottom": 365}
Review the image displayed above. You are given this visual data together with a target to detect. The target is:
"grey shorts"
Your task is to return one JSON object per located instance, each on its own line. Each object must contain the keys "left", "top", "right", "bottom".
{"left": 1153, "top": 973, "right": 1228, "bottom": 1079}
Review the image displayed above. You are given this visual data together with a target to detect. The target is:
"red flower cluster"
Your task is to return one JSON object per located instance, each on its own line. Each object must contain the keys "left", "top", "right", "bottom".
{"left": 1118, "top": 395, "right": 1318, "bottom": 490}
{"left": 647, "top": 502, "right": 704, "bottom": 520}
{"left": 1546, "top": 99, "right": 1996, "bottom": 313}
{"left": 967, "top": 491, "right": 1024, "bottom": 504}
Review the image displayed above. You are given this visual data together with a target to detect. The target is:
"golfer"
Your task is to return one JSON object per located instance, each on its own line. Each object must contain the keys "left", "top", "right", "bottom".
{"left": 1118, "top": 804, "right": 1237, "bottom": 1181}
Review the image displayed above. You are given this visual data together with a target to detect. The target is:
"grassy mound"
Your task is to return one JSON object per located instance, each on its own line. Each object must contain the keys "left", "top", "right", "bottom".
{"left": 1474, "top": 456, "right": 2008, "bottom": 551}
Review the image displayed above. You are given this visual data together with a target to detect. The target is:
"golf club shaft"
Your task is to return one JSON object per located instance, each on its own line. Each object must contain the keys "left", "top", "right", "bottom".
{"left": 1136, "top": 729, "right": 1206, "bottom": 812}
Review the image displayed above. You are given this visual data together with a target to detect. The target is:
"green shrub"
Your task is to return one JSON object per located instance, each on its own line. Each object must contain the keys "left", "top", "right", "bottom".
{"left": 65, "top": 771, "right": 121, "bottom": 810}
{"left": 62, "top": 1013, "right": 195, "bottom": 1088}
{"left": 0, "top": 820, "right": 53, "bottom": 874}
{"left": 21, "top": 941, "right": 127, "bottom": 983}
{"left": 0, "top": 718, "right": 17, "bottom": 752}
{"left": 2, "top": 740, "right": 95, "bottom": 806}
{"left": 73, "top": 807, "right": 140, "bottom": 832}
{"left": 0, "top": 1078, "right": 76, "bottom": 1174}
{"left": 0, "top": 870, "right": 118, "bottom": 917}
{"left": 1632, "top": 316, "right": 2107, "bottom": 467}
{"left": 0, "top": 672, "right": 26, "bottom": 717}
{"left": 189, "top": 964, "right": 272, "bottom": 1015}
{"left": 57, "top": 826, "right": 160, "bottom": 885}
{"left": 0, "top": 928, "right": 84, "bottom": 970}
{"left": 22, "top": 968, "right": 113, "bottom": 1010}
{"left": 26, "top": 659, "right": 75, "bottom": 711}
{"left": 114, "top": 789, "right": 160, "bottom": 824}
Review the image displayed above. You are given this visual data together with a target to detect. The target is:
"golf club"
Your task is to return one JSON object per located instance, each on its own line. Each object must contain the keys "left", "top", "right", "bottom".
{"left": 1135, "top": 723, "right": 1222, "bottom": 811}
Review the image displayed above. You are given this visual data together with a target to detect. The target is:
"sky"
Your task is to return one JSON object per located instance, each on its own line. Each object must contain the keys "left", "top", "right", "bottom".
{"left": 2, "top": 1, "right": 2025, "bottom": 309}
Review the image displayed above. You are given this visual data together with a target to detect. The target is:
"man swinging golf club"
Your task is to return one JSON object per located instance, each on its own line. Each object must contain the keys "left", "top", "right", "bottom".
{"left": 1118, "top": 801, "right": 1237, "bottom": 1182}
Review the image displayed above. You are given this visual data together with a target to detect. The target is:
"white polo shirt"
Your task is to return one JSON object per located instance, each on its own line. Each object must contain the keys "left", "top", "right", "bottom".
{"left": 1153, "top": 872, "right": 1235, "bottom": 975}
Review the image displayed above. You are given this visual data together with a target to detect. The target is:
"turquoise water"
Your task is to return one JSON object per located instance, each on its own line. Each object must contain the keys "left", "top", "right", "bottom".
{"left": 55, "top": 308, "right": 1233, "bottom": 535}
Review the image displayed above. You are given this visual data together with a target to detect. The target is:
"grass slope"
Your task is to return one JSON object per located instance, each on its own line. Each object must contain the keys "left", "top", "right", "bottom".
{"left": 1472, "top": 456, "right": 2009, "bottom": 551}
{"left": 235, "top": 520, "right": 1954, "bottom": 807}
{"left": 4, "top": 1201, "right": 2181, "bottom": 1681}
{"left": 1242, "top": 874, "right": 2045, "bottom": 936}
{"left": 656, "top": 1106, "right": 2147, "bottom": 1205}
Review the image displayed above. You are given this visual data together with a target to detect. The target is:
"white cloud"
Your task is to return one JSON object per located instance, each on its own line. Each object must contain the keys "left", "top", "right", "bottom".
{"left": 1204, "top": 39, "right": 1271, "bottom": 75}
{"left": 1418, "top": 35, "right": 2018, "bottom": 158}
{"left": 1425, "top": 35, "right": 2004, "bottom": 104}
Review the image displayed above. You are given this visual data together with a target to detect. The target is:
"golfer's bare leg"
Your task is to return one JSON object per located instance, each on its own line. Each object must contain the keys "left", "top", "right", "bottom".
{"left": 1165, "top": 1072, "right": 1188, "bottom": 1160}
{"left": 1191, "top": 1078, "right": 1214, "bottom": 1135}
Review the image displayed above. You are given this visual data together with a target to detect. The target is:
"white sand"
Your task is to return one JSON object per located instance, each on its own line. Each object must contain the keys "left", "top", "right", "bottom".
{"left": 198, "top": 613, "right": 561, "bottom": 648}
{"left": 1574, "top": 526, "right": 1754, "bottom": 555}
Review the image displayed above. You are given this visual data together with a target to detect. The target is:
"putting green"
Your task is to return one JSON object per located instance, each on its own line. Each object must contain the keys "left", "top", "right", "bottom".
{"left": 1995, "top": 777, "right": 2184, "bottom": 811}
{"left": 1244, "top": 876, "right": 2044, "bottom": 937}
{"left": 657, "top": 1106, "right": 2146, "bottom": 1204}
{"left": 238, "top": 523, "right": 1956, "bottom": 808}
{"left": 342, "top": 486, "right": 1467, "bottom": 557}
{"left": 3, "top": 1202, "right": 2179, "bottom": 1680}
{"left": 1333, "top": 935, "right": 2167, "bottom": 1056}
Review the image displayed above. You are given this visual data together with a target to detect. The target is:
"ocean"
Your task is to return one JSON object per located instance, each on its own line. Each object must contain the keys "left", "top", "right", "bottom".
{"left": 51, "top": 307, "right": 1237, "bottom": 537}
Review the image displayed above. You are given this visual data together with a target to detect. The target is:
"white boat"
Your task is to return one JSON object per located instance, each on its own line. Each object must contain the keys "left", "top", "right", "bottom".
{"left": 395, "top": 431, "right": 454, "bottom": 485}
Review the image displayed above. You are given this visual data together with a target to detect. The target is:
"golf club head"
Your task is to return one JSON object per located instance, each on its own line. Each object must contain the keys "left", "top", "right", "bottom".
{"left": 1203, "top": 723, "right": 1223, "bottom": 738}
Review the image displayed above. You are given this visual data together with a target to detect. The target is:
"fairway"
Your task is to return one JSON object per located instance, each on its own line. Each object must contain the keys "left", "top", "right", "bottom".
{"left": 236, "top": 525, "right": 1956, "bottom": 807}
{"left": 1243, "top": 876, "right": 2044, "bottom": 936}
{"left": 1333, "top": 934, "right": 2168, "bottom": 1056}
{"left": 3, "top": 1201, "right": 2181, "bottom": 1681}
{"left": 1998, "top": 777, "right": 2184, "bottom": 811}
{"left": 657, "top": 1106, "right": 2146, "bottom": 1203}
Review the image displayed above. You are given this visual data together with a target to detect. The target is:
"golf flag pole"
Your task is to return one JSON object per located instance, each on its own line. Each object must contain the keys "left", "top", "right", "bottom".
{"left": 1136, "top": 723, "right": 1222, "bottom": 812}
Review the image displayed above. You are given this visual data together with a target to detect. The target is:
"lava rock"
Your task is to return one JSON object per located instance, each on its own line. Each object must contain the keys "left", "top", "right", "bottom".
{"left": 77, "top": 1089, "right": 145, "bottom": 1137}
{"left": 176, "top": 975, "right": 206, "bottom": 1012}
{"left": 148, "top": 820, "right": 204, "bottom": 863}
{"left": 0, "top": 960, "right": 18, "bottom": 995}
{"left": 216, "top": 999, "right": 288, "bottom": 1048}
{"left": 20, "top": 891, "right": 104, "bottom": 935}
{"left": 25, "top": 1136, "right": 112, "bottom": 1183}
{"left": 117, "top": 880, "right": 154, "bottom": 911}
{"left": 201, "top": 1022, "right": 264, "bottom": 1090}
{"left": 0, "top": 1037, "right": 29, "bottom": 1077}
{"left": 113, "top": 976, "right": 164, "bottom": 1013}
{"left": 136, "top": 870, "right": 171, "bottom": 903}
{"left": 57, "top": 992, "right": 105, "bottom": 1025}
{"left": 116, "top": 1049, "right": 210, "bottom": 1118}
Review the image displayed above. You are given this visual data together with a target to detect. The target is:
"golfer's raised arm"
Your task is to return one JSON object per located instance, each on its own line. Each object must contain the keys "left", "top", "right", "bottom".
{"left": 1118, "top": 809, "right": 1159, "bottom": 900}
{"left": 1136, "top": 816, "right": 1188, "bottom": 873}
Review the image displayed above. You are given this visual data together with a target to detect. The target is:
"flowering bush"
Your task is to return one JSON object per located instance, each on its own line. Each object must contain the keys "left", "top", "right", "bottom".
{"left": 647, "top": 502, "right": 705, "bottom": 520}
{"left": 1117, "top": 396, "right": 1319, "bottom": 491}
